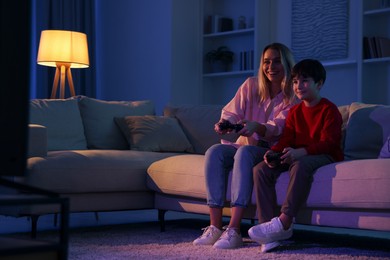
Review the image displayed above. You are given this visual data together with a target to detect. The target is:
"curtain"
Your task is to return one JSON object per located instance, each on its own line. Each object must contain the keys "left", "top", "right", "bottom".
{"left": 31, "top": 0, "right": 96, "bottom": 99}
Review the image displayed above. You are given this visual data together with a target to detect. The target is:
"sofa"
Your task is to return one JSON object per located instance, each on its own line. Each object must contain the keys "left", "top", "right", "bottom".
{"left": 3, "top": 96, "right": 390, "bottom": 234}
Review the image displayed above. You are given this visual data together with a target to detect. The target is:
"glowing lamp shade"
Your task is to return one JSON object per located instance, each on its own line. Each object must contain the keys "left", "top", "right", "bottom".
{"left": 37, "top": 30, "right": 89, "bottom": 99}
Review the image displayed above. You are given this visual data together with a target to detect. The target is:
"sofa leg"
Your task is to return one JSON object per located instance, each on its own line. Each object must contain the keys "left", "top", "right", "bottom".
{"left": 30, "top": 215, "right": 40, "bottom": 239}
{"left": 158, "top": 209, "right": 167, "bottom": 232}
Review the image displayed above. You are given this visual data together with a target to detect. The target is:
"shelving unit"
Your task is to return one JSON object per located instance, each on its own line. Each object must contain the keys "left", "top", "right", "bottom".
{"left": 198, "top": 0, "right": 390, "bottom": 106}
{"left": 200, "top": 0, "right": 271, "bottom": 105}
{"left": 361, "top": 0, "right": 390, "bottom": 104}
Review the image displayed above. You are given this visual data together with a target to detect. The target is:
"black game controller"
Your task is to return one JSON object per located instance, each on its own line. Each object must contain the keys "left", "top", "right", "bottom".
{"left": 265, "top": 152, "right": 284, "bottom": 164}
{"left": 218, "top": 120, "right": 244, "bottom": 133}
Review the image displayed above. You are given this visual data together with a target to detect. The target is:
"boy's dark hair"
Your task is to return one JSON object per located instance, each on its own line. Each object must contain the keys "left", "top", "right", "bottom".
{"left": 291, "top": 59, "right": 326, "bottom": 84}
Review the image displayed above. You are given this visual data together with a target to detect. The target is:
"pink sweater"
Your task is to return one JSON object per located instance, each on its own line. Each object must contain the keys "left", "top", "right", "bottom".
{"left": 221, "top": 77, "right": 298, "bottom": 147}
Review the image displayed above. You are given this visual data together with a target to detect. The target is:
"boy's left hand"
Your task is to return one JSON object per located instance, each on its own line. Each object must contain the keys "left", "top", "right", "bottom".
{"left": 280, "top": 147, "right": 307, "bottom": 164}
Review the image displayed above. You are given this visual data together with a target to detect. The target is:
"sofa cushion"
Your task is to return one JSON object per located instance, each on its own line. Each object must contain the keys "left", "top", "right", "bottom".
{"left": 78, "top": 96, "right": 155, "bottom": 149}
{"left": 147, "top": 154, "right": 207, "bottom": 199}
{"left": 344, "top": 102, "right": 390, "bottom": 160}
{"left": 26, "top": 150, "right": 179, "bottom": 193}
{"left": 115, "top": 116, "right": 194, "bottom": 152}
{"left": 29, "top": 98, "right": 87, "bottom": 151}
{"left": 147, "top": 155, "right": 390, "bottom": 210}
{"left": 276, "top": 159, "right": 390, "bottom": 209}
{"left": 164, "top": 105, "right": 238, "bottom": 154}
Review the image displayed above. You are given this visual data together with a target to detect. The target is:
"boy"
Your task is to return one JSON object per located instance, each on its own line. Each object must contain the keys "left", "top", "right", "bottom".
{"left": 248, "top": 59, "right": 344, "bottom": 253}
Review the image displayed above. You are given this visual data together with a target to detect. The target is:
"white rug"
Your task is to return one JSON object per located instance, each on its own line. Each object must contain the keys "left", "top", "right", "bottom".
{"left": 22, "top": 219, "right": 390, "bottom": 259}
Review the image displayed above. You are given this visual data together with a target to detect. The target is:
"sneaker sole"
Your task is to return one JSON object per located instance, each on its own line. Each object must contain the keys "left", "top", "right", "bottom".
{"left": 248, "top": 228, "right": 292, "bottom": 244}
{"left": 260, "top": 241, "right": 281, "bottom": 253}
{"left": 212, "top": 241, "right": 243, "bottom": 249}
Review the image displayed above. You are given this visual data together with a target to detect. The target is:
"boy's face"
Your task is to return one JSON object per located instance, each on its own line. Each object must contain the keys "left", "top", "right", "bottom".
{"left": 292, "top": 75, "right": 322, "bottom": 102}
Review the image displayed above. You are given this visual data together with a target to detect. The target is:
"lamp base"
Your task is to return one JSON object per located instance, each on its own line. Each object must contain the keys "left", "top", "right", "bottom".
{"left": 50, "top": 63, "right": 75, "bottom": 99}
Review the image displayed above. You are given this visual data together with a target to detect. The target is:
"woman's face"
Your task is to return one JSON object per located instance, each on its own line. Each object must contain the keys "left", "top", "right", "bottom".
{"left": 262, "top": 48, "right": 285, "bottom": 85}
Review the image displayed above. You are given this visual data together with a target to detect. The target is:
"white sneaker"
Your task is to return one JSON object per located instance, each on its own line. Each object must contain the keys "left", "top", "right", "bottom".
{"left": 193, "top": 225, "right": 223, "bottom": 246}
{"left": 212, "top": 227, "right": 243, "bottom": 249}
{"left": 248, "top": 217, "right": 293, "bottom": 244}
{"left": 260, "top": 241, "right": 281, "bottom": 253}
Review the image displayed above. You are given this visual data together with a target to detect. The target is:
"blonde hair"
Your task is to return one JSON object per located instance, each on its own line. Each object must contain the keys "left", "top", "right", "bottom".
{"left": 257, "top": 43, "right": 295, "bottom": 104}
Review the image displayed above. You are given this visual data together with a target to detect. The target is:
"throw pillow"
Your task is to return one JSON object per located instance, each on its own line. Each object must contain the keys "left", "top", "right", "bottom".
{"left": 78, "top": 96, "right": 155, "bottom": 149}
{"left": 164, "top": 105, "right": 239, "bottom": 154}
{"left": 344, "top": 102, "right": 390, "bottom": 160}
{"left": 115, "top": 116, "right": 194, "bottom": 152}
{"left": 29, "top": 98, "right": 87, "bottom": 151}
{"left": 379, "top": 136, "right": 390, "bottom": 158}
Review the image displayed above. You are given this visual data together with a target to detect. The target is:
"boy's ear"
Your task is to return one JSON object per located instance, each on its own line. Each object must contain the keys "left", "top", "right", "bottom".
{"left": 316, "top": 80, "right": 324, "bottom": 89}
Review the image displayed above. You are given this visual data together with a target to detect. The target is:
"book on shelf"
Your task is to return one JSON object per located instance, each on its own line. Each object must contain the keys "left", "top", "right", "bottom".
{"left": 363, "top": 36, "right": 390, "bottom": 59}
{"left": 240, "top": 50, "right": 254, "bottom": 71}
{"left": 204, "top": 15, "right": 233, "bottom": 34}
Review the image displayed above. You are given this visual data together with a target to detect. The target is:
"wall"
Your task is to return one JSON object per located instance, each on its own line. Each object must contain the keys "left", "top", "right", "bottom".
{"left": 95, "top": 0, "right": 172, "bottom": 114}
{"left": 95, "top": 0, "right": 201, "bottom": 115}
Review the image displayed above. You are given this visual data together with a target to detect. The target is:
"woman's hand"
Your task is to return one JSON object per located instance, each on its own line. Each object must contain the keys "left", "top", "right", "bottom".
{"left": 237, "top": 120, "right": 266, "bottom": 137}
{"left": 214, "top": 119, "right": 229, "bottom": 135}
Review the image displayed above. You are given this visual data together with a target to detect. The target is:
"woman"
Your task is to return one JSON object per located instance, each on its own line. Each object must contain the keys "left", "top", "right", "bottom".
{"left": 193, "top": 43, "right": 298, "bottom": 249}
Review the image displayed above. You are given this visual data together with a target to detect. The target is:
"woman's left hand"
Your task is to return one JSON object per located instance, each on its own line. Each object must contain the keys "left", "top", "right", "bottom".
{"left": 237, "top": 120, "right": 265, "bottom": 137}
{"left": 237, "top": 120, "right": 255, "bottom": 136}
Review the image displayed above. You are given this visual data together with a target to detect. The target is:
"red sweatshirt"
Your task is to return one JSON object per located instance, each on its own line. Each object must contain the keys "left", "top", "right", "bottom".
{"left": 271, "top": 98, "right": 344, "bottom": 162}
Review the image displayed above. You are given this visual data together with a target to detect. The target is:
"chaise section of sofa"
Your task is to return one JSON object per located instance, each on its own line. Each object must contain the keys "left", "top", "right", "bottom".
{"left": 147, "top": 102, "right": 390, "bottom": 232}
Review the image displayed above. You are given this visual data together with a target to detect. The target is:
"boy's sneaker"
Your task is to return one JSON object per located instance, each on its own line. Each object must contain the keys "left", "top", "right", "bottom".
{"left": 193, "top": 225, "right": 223, "bottom": 246}
{"left": 213, "top": 227, "right": 243, "bottom": 249}
{"left": 248, "top": 217, "right": 293, "bottom": 244}
{"left": 260, "top": 241, "right": 281, "bottom": 253}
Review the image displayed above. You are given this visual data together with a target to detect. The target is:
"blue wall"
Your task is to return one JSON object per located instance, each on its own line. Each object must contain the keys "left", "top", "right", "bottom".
{"left": 95, "top": 0, "right": 173, "bottom": 114}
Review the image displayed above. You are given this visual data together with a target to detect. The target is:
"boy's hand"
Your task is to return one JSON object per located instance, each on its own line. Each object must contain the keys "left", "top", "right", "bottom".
{"left": 264, "top": 150, "right": 282, "bottom": 168}
{"left": 280, "top": 147, "right": 307, "bottom": 164}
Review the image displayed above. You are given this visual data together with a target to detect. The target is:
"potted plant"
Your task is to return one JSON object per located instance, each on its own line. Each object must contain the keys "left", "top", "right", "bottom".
{"left": 205, "top": 46, "right": 234, "bottom": 72}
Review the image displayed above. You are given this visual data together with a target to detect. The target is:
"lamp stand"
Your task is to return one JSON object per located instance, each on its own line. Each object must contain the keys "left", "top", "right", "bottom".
{"left": 50, "top": 63, "right": 76, "bottom": 99}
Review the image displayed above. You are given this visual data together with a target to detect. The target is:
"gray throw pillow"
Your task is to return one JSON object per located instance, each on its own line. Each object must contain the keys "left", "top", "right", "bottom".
{"left": 29, "top": 98, "right": 87, "bottom": 151}
{"left": 344, "top": 102, "right": 390, "bottom": 160}
{"left": 164, "top": 105, "right": 239, "bottom": 154}
{"left": 115, "top": 115, "right": 194, "bottom": 152}
{"left": 78, "top": 96, "right": 155, "bottom": 149}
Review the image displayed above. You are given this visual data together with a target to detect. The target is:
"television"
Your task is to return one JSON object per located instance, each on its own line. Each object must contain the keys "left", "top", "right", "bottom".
{"left": 0, "top": 0, "right": 31, "bottom": 177}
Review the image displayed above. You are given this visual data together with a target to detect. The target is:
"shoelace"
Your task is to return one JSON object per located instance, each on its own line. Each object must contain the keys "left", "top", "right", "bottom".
{"left": 220, "top": 226, "right": 238, "bottom": 241}
{"left": 200, "top": 226, "right": 217, "bottom": 238}
{"left": 262, "top": 219, "right": 280, "bottom": 234}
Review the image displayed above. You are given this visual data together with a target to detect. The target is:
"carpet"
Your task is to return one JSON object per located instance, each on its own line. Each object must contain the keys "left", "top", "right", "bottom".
{"left": 15, "top": 219, "right": 390, "bottom": 259}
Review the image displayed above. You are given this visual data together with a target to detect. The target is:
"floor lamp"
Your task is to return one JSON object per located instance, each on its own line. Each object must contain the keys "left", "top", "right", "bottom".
{"left": 37, "top": 30, "right": 89, "bottom": 99}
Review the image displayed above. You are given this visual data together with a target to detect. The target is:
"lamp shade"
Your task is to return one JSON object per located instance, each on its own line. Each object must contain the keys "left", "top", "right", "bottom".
{"left": 37, "top": 30, "right": 89, "bottom": 68}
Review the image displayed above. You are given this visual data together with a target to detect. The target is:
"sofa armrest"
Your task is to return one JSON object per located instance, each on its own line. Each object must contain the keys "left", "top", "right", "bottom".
{"left": 28, "top": 124, "right": 47, "bottom": 158}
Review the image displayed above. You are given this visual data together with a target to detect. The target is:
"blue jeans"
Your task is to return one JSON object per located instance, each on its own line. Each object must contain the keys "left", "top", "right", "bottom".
{"left": 205, "top": 144, "right": 267, "bottom": 208}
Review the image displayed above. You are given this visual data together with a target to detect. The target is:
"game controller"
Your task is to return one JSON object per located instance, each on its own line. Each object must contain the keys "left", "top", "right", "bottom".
{"left": 265, "top": 152, "right": 284, "bottom": 164}
{"left": 218, "top": 120, "right": 244, "bottom": 133}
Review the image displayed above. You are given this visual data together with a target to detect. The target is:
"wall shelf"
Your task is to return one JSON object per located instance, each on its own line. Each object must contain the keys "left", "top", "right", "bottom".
{"left": 364, "top": 7, "right": 390, "bottom": 16}
{"left": 203, "top": 70, "right": 255, "bottom": 78}
{"left": 203, "top": 28, "right": 255, "bottom": 38}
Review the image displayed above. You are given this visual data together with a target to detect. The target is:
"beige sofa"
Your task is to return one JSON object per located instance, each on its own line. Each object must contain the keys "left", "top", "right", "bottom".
{"left": 4, "top": 96, "right": 390, "bottom": 234}
{"left": 148, "top": 102, "right": 390, "bottom": 232}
